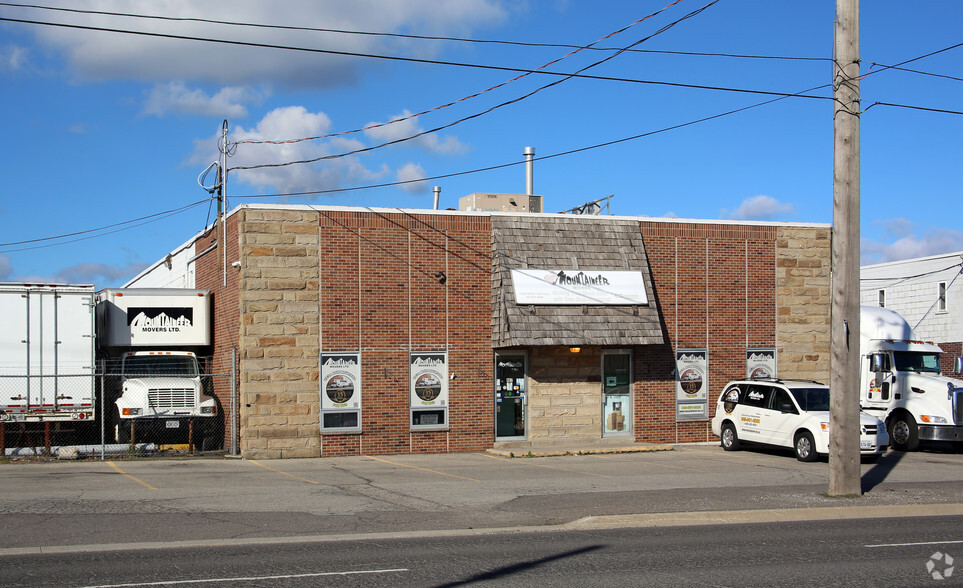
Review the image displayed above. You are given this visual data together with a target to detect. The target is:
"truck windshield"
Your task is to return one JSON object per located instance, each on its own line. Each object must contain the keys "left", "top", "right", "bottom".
{"left": 789, "top": 388, "right": 830, "bottom": 412}
{"left": 893, "top": 352, "right": 941, "bottom": 374}
{"left": 123, "top": 355, "right": 199, "bottom": 377}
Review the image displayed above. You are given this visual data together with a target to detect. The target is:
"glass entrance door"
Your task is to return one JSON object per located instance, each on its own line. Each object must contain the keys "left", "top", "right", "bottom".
{"left": 495, "top": 353, "right": 527, "bottom": 439}
{"left": 602, "top": 350, "right": 632, "bottom": 437}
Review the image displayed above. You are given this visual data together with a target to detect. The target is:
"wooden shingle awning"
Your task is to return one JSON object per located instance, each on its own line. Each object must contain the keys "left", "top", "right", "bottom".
{"left": 492, "top": 216, "right": 663, "bottom": 347}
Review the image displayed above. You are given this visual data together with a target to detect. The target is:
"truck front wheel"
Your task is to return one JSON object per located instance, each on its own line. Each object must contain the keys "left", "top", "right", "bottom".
{"left": 888, "top": 414, "right": 920, "bottom": 451}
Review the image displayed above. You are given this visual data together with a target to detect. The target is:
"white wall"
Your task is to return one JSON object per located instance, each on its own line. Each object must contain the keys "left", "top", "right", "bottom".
{"left": 860, "top": 251, "right": 963, "bottom": 343}
{"left": 124, "top": 239, "right": 198, "bottom": 289}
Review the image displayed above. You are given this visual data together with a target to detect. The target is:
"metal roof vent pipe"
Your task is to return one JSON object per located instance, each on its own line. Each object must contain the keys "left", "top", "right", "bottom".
{"left": 433, "top": 186, "right": 441, "bottom": 210}
{"left": 524, "top": 146, "right": 535, "bottom": 195}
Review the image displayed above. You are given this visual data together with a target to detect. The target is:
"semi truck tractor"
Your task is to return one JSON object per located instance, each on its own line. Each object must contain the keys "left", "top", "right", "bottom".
{"left": 0, "top": 283, "right": 96, "bottom": 423}
{"left": 860, "top": 306, "right": 963, "bottom": 451}
{"left": 96, "top": 288, "right": 220, "bottom": 449}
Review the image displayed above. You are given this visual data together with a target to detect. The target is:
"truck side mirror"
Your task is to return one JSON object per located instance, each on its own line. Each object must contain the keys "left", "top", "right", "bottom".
{"left": 870, "top": 353, "right": 886, "bottom": 373}
{"left": 955, "top": 357, "right": 963, "bottom": 375}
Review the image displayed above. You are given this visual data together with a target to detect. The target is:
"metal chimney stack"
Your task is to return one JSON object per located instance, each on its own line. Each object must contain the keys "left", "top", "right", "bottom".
{"left": 523, "top": 146, "right": 535, "bottom": 195}
{"left": 433, "top": 186, "right": 441, "bottom": 210}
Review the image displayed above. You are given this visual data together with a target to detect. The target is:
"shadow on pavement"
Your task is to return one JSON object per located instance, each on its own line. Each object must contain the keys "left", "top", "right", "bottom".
{"left": 436, "top": 545, "right": 603, "bottom": 587}
{"left": 861, "top": 450, "right": 905, "bottom": 493}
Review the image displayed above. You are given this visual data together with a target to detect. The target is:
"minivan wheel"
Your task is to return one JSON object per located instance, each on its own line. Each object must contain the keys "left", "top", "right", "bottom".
{"left": 795, "top": 431, "right": 818, "bottom": 462}
{"left": 721, "top": 423, "right": 740, "bottom": 451}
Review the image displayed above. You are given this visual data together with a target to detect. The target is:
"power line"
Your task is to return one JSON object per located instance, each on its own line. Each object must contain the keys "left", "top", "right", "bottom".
{"left": 0, "top": 198, "right": 211, "bottom": 252}
{"left": 868, "top": 64, "right": 963, "bottom": 83}
{"left": 0, "top": 5, "right": 819, "bottom": 133}
{"left": 236, "top": 0, "right": 690, "bottom": 146}
{"left": 0, "top": 1, "right": 829, "bottom": 63}
{"left": 865, "top": 101, "right": 963, "bottom": 116}
{"left": 230, "top": 0, "right": 780, "bottom": 172}
{"left": 229, "top": 82, "right": 829, "bottom": 200}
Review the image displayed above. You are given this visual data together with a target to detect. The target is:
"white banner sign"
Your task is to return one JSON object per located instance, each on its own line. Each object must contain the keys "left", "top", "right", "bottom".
{"left": 676, "top": 349, "right": 708, "bottom": 420}
{"left": 746, "top": 348, "right": 776, "bottom": 379}
{"left": 410, "top": 352, "right": 448, "bottom": 407}
{"left": 320, "top": 353, "right": 361, "bottom": 410}
{"left": 510, "top": 269, "right": 648, "bottom": 305}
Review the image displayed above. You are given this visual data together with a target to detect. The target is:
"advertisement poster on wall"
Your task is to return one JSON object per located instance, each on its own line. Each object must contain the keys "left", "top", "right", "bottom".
{"left": 675, "top": 349, "right": 708, "bottom": 420}
{"left": 410, "top": 352, "right": 448, "bottom": 409}
{"left": 320, "top": 353, "right": 361, "bottom": 411}
{"left": 746, "top": 348, "right": 777, "bottom": 380}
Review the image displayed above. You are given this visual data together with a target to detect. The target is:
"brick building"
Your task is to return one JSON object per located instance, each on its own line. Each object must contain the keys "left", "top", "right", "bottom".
{"left": 128, "top": 203, "right": 831, "bottom": 458}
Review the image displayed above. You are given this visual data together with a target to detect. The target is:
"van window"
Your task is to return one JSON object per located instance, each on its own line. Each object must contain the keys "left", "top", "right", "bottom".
{"left": 769, "top": 389, "right": 798, "bottom": 414}
{"left": 789, "top": 387, "right": 830, "bottom": 411}
{"left": 743, "top": 385, "right": 771, "bottom": 408}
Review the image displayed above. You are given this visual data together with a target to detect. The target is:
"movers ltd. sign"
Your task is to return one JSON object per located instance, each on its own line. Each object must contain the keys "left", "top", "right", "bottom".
{"left": 510, "top": 269, "right": 648, "bottom": 305}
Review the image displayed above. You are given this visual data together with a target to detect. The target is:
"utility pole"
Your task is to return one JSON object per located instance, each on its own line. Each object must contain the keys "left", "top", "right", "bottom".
{"left": 829, "top": 0, "right": 861, "bottom": 496}
{"left": 218, "top": 119, "right": 228, "bottom": 287}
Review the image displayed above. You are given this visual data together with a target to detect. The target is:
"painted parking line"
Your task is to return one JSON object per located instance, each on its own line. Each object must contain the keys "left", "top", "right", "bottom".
{"left": 247, "top": 460, "right": 321, "bottom": 485}
{"left": 364, "top": 455, "right": 480, "bottom": 482}
{"left": 106, "top": 461, "right": 157, "bottom": 491}
{"left": 79, "top": 567, "right": 409, "bottom": 587}
{"left": 481, "top": 453, "right": 612, "bottom": 478}
{"left": 866, "top": 539, "right": 963, "bottom": 548}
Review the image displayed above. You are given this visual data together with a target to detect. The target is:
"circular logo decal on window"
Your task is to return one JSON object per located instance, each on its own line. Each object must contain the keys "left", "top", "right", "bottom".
{"left": 325, "top": 375, "right": 355, "bottom": 404}
{"left": 414, "top": 373, "right": 442, "bottom": 402}
{"left": 723, "top": 388, "right": 740, "bottom": 414}
{"left": 680, "top": 368, "right": 703, "bottom": 395}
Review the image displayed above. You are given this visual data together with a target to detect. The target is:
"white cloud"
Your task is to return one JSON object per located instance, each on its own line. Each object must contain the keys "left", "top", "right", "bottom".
{"left": 143, "top": 82, "right": 266, "bottom": 117}
{"left": 68, "top": 123, "right": 88, "bottom": 134}
{"left": 364, "top": 110, "right": 468, "bottom": 155}
{"left": 22, "top": 1, "right": 509, "bottom": 89}
{"left": 721, "top": 195, "right": 795, "bottom": 221}
{"left": 54, "top": 262, "right": 150, "bottom": 286}
{"left": 188, "top": 106, "right": 389, "bottom": 195}
{"left": 874, "top": 217, "right": 915, "bottom": 239}
{"left": 0, "top": 44, "right": 28, "bottom": 72}
{"left": 861, "top": 222, "right": 963, "bottom": 265}
{"left": 396, "top": 163, "right": 430, "bottom": 194}
{"left": 12, "top": 261, "right": 149, "bottom": 288}
{"left": 0, "top": 254, "right": 12, "bottom": 280}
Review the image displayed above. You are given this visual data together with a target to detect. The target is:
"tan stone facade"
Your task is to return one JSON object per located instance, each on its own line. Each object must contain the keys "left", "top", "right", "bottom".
{"left": 528, "top": 347, "right": 604, "bottom": 440}
{"left": 237, "top": 208, "right": 321, "bottom": 458}
{"left": 775, "top": 226, "right": 831, "bottom": 382}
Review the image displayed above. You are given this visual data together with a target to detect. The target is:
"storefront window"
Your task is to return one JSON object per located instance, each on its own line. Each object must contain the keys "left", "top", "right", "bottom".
{"left": 602, "top": 350, "right": 632, "bottom": 436}
{"left": 495, "top": 353, "right": 527, "bottom": 439}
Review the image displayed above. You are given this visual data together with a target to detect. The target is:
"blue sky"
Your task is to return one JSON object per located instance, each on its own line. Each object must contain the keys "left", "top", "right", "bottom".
{"left": 1, "top": 0, "right": 961, "bottom": 288}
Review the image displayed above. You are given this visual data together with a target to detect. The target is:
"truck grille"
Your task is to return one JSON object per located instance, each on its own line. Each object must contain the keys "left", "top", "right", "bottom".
{"left": 148, "top": 388, "right": 195, "bottom": 409}
{"left": 954, "top": 389, "right": 963, "bottom": 426}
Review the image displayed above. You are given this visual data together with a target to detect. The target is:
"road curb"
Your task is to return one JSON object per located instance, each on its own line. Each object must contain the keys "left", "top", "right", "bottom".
{"left": 566, "top": 502, "right": 963, "bottom": 529}
{"left": 3, "top": 502, "right": 961, "bottom": 557}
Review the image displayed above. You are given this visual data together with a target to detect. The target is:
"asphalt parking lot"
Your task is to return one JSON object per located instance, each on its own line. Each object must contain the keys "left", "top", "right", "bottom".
{"left": 1, "top": 443, "right": 962, "bottom": 553}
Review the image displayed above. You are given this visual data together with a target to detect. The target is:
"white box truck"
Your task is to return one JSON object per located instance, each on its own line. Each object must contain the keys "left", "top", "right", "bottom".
{"left": 96, "top": 288, "right": 220, "bottom": 448}
{"left": 0, "top": 283, "right": 96, "bottom": 423}
{"left": 860, "top": 306, "right": 963, "bottom": 451}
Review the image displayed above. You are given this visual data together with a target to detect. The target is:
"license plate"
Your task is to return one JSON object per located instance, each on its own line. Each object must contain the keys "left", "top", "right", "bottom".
{"left": 860, "top": 440, "right": 874, "bottom": 449}
{"left": 166, "top": 420, "right": 180, "bottom": 429}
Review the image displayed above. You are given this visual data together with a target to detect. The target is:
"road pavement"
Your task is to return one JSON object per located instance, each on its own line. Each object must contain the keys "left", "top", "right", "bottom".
{"left": 0, "top": 443, "right": 961, "bottom": 555}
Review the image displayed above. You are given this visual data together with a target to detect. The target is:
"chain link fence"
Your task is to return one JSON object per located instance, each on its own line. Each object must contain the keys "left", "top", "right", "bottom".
{"left": 0, "top": 350, "right": 237, "bottom": 460}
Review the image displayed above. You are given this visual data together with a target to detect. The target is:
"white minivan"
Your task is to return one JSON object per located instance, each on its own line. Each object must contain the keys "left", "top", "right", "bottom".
{"left": 710, "top": 378, "right": 889, "bottom": 461}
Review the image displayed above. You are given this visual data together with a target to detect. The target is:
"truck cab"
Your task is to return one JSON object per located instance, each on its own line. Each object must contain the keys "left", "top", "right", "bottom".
{"left": 860, "top": 306, "right": 963, "bottom": 451}
{"left": 117, "top": 351, "right": 216, "bottom": 419}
